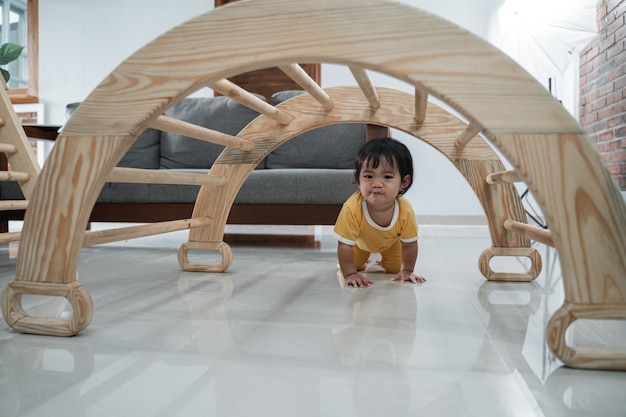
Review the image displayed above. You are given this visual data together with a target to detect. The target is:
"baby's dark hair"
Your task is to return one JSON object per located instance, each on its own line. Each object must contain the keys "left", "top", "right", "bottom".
{"left": 355, "top": 137, "right": 413, "bottom": 194}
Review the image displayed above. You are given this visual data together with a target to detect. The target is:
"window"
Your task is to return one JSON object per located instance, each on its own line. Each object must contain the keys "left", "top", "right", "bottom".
{"left": 0, "top": 0, "right": 37, "bottom": 103}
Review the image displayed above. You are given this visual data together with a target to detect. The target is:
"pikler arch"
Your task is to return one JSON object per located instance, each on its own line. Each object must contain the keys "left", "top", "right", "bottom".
{"left": 181, "top": 86, "right": 538, "bottom": 280}
{"left": 1, "top": 0, "right": 625, "bottom": 370}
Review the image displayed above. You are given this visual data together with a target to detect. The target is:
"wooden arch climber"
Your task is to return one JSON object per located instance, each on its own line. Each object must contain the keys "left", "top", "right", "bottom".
{"left": 185, "top": 85, "right": 539, "bottom": 281}
{"left": 1, "top": 0, "right": 625, "bottom": 370}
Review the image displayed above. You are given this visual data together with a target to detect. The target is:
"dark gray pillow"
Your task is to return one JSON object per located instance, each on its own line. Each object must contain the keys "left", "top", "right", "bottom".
{"left": 65, "top": 102, "right": 161, "bottom": 169}
{"left": 159, "top": 95, "right": 264, "bottom": 169}
{"left": 271, "top": 90, "right": 307, "bottom": 106}
{"left": 267, "top": 91, "right": 366, "bottom": 169}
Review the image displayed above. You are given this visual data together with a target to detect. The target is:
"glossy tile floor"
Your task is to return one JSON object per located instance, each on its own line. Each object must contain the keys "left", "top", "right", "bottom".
{"left": 0, "top": 224, "right": 624, "bottom": 417}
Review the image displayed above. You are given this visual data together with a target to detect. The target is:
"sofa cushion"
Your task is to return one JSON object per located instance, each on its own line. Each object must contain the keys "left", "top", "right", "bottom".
{"left": 267, "top": 90, "right": 366, "bottom": 169}
{"left": 66, "top": 102, "right": 161, "bottom": 169}
{"left": 0, "top": 181, "right": 23, "bottom": 200}
{"left": 118, "top": 128, "right": 161, "bottom": 169}
{"left": 96, "top": 168, "right": 357, "bottom": 205}
{"left": 159, "top": 95, "right": 265, "bottom": 170}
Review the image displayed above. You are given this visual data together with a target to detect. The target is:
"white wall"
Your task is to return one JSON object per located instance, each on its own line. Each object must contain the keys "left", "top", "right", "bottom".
{"left": 39, "top": 0, "right": 526, "bottom": 222}
{"left": 39, "top": 0, "right": 212, "bottom": 123}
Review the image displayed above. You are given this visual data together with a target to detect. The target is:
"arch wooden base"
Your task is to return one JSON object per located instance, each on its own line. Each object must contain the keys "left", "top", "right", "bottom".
{"left": 178, "top": 241, "right": 233, "bottom": 272}
{"left": 478, "top": 247, "right": 542, "bottom": 282}
{"left": 547, "top": 303, "right": 626, "bottom": 370}
{"left": 1, "top": 281, "right": 93, "bottom": 337}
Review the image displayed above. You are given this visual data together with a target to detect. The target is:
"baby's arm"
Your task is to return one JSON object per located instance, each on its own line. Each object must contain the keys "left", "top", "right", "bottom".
{"left": 337, "top": 242, "right": 373, "bottom": 287}
{"left": 391, "top": 240, "right": 427, "bottom": 283}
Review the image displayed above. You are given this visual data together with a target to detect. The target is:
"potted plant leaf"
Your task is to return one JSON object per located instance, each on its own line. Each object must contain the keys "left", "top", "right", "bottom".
{"left": 0, "top": 42, "right": 24, "bottom": 83}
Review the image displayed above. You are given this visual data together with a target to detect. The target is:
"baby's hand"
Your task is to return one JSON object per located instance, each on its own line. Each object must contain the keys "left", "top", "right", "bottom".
{"left": 344, "top": 272, "right": 373, "bottom": 288}
{"left": 391, "top": 271, "right": 427, "bottom": 284}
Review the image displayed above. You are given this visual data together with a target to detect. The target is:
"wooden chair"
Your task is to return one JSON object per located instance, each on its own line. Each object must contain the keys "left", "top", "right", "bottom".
{"left": 1, "top": 0, "right": 625, "bottom": 371}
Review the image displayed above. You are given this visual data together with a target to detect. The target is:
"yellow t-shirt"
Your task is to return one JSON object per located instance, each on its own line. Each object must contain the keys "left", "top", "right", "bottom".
{"left": 333, "top": 192, "right": 418, "bottom": 253}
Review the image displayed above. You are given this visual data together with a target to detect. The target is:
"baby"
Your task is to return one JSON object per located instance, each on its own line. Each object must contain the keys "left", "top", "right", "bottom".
{"left": 334, "top": 137, "right": 427, "bottom": 287}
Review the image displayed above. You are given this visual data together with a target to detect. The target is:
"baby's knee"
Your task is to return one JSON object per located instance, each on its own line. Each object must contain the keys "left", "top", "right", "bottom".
{"left": 379, "top": 259, "right": 401, "bottom": 273}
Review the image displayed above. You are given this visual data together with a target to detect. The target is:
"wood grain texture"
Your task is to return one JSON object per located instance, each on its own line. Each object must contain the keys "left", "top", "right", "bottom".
{"left": 278, "top": 64, "right": 334, "bottom": 111}
{"left": 0, "top": 200, "right": 28, "bottom": 210}
{"left": 1, "top": 280, "right": 92, "bottom": 336}
{"left": 0, "top": 170, "right": 31, "bottom": 181}
{"left": 16, "top": 134, "right": 134, "bottom": 284}
{"left": 0, "top": 230, "right": 21, "bottom": 243}
{"left": 178, "top": 241, "right": 233, "bottom": 272}
{"left": 222, "top": 65, "right": 321, "bottom": 103}
{"left": 0, "top": 143, "right": 17, "bottom": 153}
{"left": 0, "top": 82, "right": 40, "bottom": 198}
{"left": 490, "top": 133, "right": 626, "bottom": 305}
{"left": 2, "top": 0, "right": 623, "bottom": 369}
{"left": 455, "top": 121, "right": 482, "bottom": 148}
{"left": 83, "top": 217, "right": 212, "bottom": 247}
{"left": 152, "top": 115, "right": 254, "bottom": 151}
{"left": 186, "top": 87, "right": 525, "bottom": 250}
{"left": 486, "top": 169, "right": 521, "bottom": 184}
{"left": 59, "top": 0, "right": 580, "bottom": 137}
{"left": 547, "top": 303, "right": 626, "bottom": 369}
{"left": 209, "top": 79, "right": 293, "bottom": 125}
{"left": 504, "top": 219, "right": 554, "bottom": 247}
{"left": 414, "top": 88, "right": 428, "bottom": 123}
{"left": 107, "top": 167, "right": 228, "bottom": 185}
{"left": 348, "top": 67, "right": 380, "bottom": 109}
{"left": 454, "top": 159, "right": 528, "bottom": 249}
{"left": 478, "top": 247, "right": 542, "bottom": 282}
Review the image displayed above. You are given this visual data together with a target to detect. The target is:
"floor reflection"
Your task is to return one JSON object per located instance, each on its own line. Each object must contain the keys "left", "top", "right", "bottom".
{"left": 0, "top": 229, "right": 624, "bottom": 416}
{"left": 0, "top": 336, "right": 95, "bottom": 416}
{"left": 475, "top": 243, "right": 626, "bottom": 416}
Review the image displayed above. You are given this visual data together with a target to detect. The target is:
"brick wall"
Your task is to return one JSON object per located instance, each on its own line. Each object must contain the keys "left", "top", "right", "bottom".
{"left": 579, "top": 0, "right": 626, "bottom": 191}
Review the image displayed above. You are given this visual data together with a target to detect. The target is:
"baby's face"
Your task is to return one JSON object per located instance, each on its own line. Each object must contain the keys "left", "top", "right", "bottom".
{"left": 357, "top": 159, "right": 406, "bottom": 207}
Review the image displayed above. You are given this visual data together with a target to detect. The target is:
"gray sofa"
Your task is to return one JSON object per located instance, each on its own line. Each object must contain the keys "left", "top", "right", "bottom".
{"left": 0, "top": 90, "right": 366, "bottom": 227}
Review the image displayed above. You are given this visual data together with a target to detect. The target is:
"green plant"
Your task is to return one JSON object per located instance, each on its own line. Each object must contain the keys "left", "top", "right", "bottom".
{"left": 0, "top": 42, "right": 24, "bottom": 83}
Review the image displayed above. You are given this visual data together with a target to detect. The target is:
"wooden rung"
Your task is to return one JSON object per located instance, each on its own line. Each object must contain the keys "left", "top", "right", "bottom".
{"left": 486, "top": 169, "right": 522, "bottom": 184}
{"left": 152, "top": 115, "right": 254, "bottom": 151}
{"left": 278, "top": 64, "right": 334, "bottom": 111}
{"left": 83, "top": 217, "right": 213, "bottom": 247}
{"left": 455, "top": 121, "right": 482, "bottom": 147}
{"left": 0, "top": 200, "right": 28, "bottom": 211}
{"left": 0, "top": 143, "right": 17, "bottom": 154}
{"left": 349, "top": 67, "right": 380, "bottom": 109}
{"left": 503, "top": 219, "right": 554, "bottom": 247}
{"left": 0, "top": 171, "right": 30, "bottom": 181}
{"left": 209, "top": 79, "right": 293, "bottom": 125}
{"left": 415, "top": 88, "right": 428, "bottom": 123}
{"left": 107, "top": 167, "right": 228, "bottom": 186}
{"left": 0, "top": 231, "right": 21, "bottom": 244}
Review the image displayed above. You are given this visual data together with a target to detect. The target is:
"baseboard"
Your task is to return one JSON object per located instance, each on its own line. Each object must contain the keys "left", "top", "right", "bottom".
{"left": 417, "top": 215, "right": 487, "bottom": 225}
{"left": 224, "top": 233, "right": 318, "bottom": 248}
